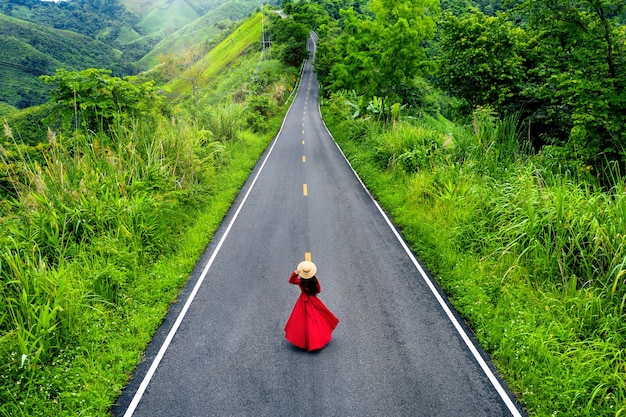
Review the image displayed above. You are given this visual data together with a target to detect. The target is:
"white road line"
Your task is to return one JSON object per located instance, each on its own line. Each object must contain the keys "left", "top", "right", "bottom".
{"left": 122, "top": 76, "right": 304, "bottom": 417}
{"left": 123, "top": 33, "right": 521, "bottom": 416}
{"left": 317, "top": 100, "right": 523, "bottom": 417}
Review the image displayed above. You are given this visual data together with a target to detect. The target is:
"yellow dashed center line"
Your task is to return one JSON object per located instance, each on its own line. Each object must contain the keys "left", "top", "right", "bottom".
{"left": 302, "top": 155, "right": 306, "bottom": 163}
{"left": 303, "top": 184, "right": 308, "bottom": 196}
{"left": 304, "top": 252, "right": 312, "bottom": 262}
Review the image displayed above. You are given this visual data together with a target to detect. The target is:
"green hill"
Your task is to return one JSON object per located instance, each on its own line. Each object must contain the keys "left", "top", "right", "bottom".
{"left": 0, "top": 0, "right": 276, "bottom": 108}
{"left": 0, "top": 14, "right": 124, "bottom": 108}
{"left": 136, "top": 0, "right": 265, "bottom": 70}
{"left": 121, "top": 0, "right": 231, "bottom": 19}
{"left": 165, "top": 11, "right": 263, "bottom": 97}
{"left": 135, "top": 0, "right": 201, "bottom": 36}
{"left": 120, "top": 0, "right": 264, "bottom": 53}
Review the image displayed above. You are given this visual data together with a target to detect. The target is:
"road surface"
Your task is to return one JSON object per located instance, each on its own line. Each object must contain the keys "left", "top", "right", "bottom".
{"left": 113, "top": 37, "right": 526, "bottom": 417}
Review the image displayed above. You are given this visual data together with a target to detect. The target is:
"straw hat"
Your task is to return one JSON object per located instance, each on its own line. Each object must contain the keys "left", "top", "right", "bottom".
{"left": 297, "top": 261, "right": 317, "bottom": 279}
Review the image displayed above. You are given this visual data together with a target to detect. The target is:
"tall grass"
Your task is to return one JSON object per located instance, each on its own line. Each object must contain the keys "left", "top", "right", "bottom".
{"left": 2, "top": 249, "right": 68, "bottom": 367}
{"left": 483, "top": 165, "right": 626, "bottom": 300}
{"left": 0, "top": 113, "right": 220, "bottom": 374}
{"left": 0, "top": 11, "right": 296, "bottom": 414}
{"left": 0, "top": 111, "right": 254, "bottom": 415}
{"left": 199, "top": 103, "right": 244, "bottom": 142}
{"left": 323, "top": 99, "right": 626, "bottom": 416}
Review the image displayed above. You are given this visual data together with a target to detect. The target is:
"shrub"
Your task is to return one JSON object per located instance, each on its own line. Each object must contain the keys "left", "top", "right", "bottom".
{"left": 41, "top": 68, "right": 162, "bottom": 132}
{"left": 199, "top": 103, "right": 243, "bottom": 142}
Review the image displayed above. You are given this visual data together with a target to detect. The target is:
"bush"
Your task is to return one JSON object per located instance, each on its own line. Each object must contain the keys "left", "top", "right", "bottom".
{"left": 41, "top": 68, "right": 162, "bottom": 132}
{"left": 245, "top": 95, "right": 275, "bottom": 133}
{"left": 199, "top": 103, "right": 243, "bottom": 142}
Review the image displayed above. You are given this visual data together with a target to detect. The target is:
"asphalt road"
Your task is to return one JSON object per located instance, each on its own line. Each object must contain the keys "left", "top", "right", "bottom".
{"left": 113, "top": 38, "right": 527, "bottom": 417}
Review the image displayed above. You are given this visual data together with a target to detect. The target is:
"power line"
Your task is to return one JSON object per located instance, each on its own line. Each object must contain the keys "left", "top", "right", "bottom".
{"left": 0, "top": 60, "right": 48, "bottom": 76}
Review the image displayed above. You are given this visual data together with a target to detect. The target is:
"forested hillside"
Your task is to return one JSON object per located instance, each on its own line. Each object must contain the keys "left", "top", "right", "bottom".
{"left": 0, "top": 0, "right": 277, "bottom": 110}
{"left": 0, "top": 13, "right": 124, "bottom": 107}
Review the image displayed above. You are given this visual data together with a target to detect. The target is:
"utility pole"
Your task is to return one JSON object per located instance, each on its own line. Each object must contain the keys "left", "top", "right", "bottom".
{"left": 261, "top": 2, "right": 265, "bottom": 60}
{"left": 261, "top": 1, "right": 271, "bottom": 60}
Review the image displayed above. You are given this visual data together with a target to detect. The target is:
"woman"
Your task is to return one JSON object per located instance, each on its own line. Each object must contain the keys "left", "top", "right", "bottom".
{"left": 284, "top": 261, "right": 339, "bottom": 351}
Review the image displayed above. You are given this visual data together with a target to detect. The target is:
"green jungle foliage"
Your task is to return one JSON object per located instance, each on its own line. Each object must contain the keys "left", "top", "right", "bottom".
{"left": 0, "top": 9, "right": 298, "bottom": 415}
{"left": 41, "top": 68, "right": 161, "bottom": 132}
{"left": 267, "top": 12, "right": 310, "bottom": 66}
{"left": 313, "top": 0, "right": 626, "bottom": 175}
{"left": 300, "top": 0, "right": 626, "bottom": 415}
{"left": 0, "top": 0, "right": 280, "bottom": 109}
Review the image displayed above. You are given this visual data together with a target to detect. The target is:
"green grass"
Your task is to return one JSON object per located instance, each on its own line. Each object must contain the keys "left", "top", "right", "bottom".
{"left": 0, "top": 112, "right": 287, "bottom": 417}
{"left": 322, "top": 100, "right": 626, "bottom": 417}
{"left": 0, "top": 12, "right": 297, "bottom": 414}
{"left": 167, "top": 12, "right": 263, "bottom": 97}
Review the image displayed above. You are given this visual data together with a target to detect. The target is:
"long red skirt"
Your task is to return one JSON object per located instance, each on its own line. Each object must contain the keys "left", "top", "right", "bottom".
{"left": 284, "top": 294, "right": 339, "bottom": 351}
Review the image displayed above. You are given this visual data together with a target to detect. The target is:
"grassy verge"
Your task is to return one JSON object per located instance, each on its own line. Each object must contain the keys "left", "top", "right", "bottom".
{"left": 0, "top": 113, "right": 284, "bottom": 416}
{"left": 321, "top": 101, "right": 626, "bottom": 417}
{"left": 0, "top": 11, "right": 296, "bottom": 412}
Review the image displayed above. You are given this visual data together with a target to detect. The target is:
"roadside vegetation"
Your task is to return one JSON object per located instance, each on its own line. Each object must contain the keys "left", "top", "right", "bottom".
{"left": 0, "top": 10, "right": 300, "bottom": 416}
{"left": 1, "top": 0, "right": 625, "bottom": 416}
{"left": 304, "top": 0, "right": 625, "bottom": 415}
{"left": 322, "top": 101, "right": 625, "bottom": 417}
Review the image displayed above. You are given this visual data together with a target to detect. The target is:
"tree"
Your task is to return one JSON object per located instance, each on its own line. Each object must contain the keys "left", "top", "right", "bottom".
{"left": 521, "top": 0, "right": 626, "bottom": 167}
{"left": 290, "top": 1, "right": 333, "bottom": 32}
{"left": 327, "top": 8, "right": 378, "bottom": 97}
{"left": 436, "top": 9, "right": 527, "bottom": 110}
{"left": 180, "top": 45, "right": 209, "bottom": 107}
{"left": 320, "top": 0, "right": 440, "bottom": 117}
{"left": 269, "top": 15, "right": 310, "bottom": 67}
{"left": 41, "top": 68, "right": 160, "bottom": 132}
{"left": 368, "top": 0, "right": 440, "bottom": 108}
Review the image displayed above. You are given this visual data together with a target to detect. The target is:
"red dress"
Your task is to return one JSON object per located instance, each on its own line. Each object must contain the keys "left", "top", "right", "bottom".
{"left": 284, "top": 272, "right": 339, "bottom": 351}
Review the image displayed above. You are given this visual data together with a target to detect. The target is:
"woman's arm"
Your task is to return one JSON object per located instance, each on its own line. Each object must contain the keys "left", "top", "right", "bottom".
{"left": 288, "top": 271, "right": 300, "bottom": 285}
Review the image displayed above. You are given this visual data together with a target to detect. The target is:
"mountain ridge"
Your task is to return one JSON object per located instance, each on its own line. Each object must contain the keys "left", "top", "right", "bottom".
{"left": 0, "top": 13, "right": 124, "bottom": 108}
{"left": 0, "top": 0, "right": 276, "bottom": 110}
